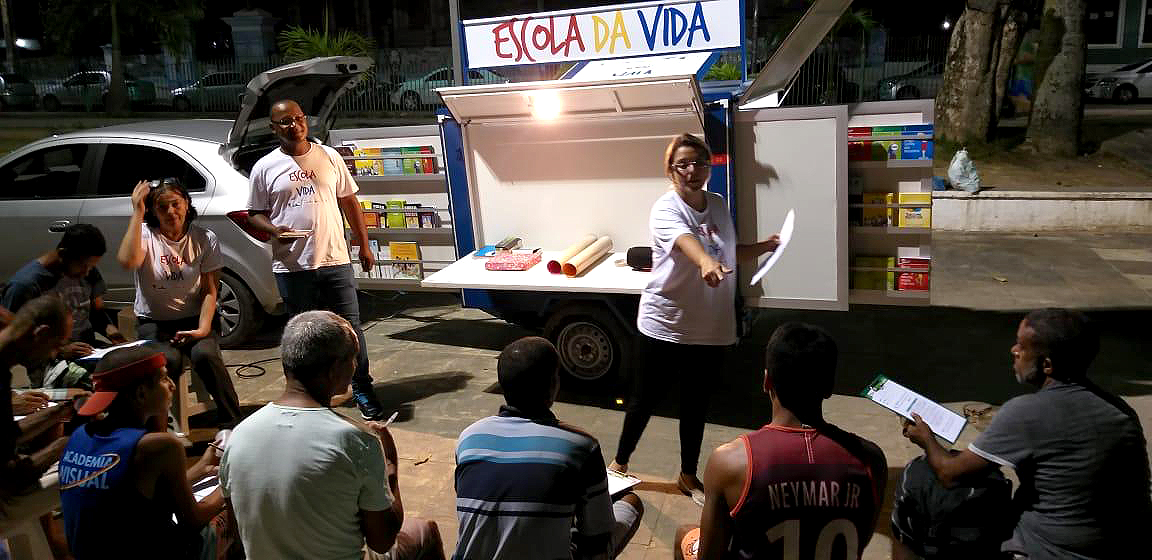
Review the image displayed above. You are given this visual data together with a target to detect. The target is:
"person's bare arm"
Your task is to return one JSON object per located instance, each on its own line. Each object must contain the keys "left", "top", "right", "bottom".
{"left": 139, "top": 433, "right": 224, "bottom": 527}
{"left": 117, "top": 180, "right": 150, "bottom": 269}
{"left": 735, "top": 235, "right": 781, "bottom": 261}
{"left": 15, "top": 400, "right": 72, "bottom": 445}
{"left": 246, "top": 212, "right": 293, "bottom": 239}
{"left": 173, "top": 270, "right": 219, "bottom": 346}
{"left": 903, "top": 413, "right": 991, "bottom": 487}
{"left": 698, "top": 439, "right": 746, "bottom": 560}
{"left": 338, "top": 194, "right": 375, "bottom": 273}
{"left": 361, "top": 421, "right": 404, "bottom": 553}
{"left": 674, "top": 234, "right": 729, "bottom": 288}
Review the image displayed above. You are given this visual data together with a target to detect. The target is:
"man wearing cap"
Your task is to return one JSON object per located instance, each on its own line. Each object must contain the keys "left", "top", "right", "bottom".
{"left": 58, "top": 345, "right": 233, "bottom": 559}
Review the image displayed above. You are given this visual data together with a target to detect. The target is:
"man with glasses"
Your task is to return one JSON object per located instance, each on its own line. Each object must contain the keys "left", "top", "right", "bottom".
{"left": 244, "top": 99, "right": 386, "bottom": 420}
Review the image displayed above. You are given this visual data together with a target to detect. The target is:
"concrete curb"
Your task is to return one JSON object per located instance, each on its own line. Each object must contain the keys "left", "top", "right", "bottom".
{"left": 933, "top": 190, "right": 1152, "bottom": 231}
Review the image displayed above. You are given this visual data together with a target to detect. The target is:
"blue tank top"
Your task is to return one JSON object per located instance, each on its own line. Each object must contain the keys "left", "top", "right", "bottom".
{"left": 59, "top": 425, "right": 181, "bottom": 558}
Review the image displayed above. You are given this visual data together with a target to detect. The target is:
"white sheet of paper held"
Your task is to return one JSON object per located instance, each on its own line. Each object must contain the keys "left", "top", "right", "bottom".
{"left": 750, "top": 208, "right": 795, "bottom": 286}
{"left": 861, "top": 375, "right": 967, "bottom": 443}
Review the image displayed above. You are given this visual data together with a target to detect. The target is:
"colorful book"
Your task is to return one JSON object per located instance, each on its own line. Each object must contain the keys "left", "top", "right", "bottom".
{"left": 389, "top": 242, "right": 422, "bottom": 280}
{"left": 385, "top": 199, "right": 407, "bottom": 229}
{"left": 861, "top": 193, "right": 888, "bottom": 226}
{"left": 896, "top": 193, "right": 932, "bottom": 228}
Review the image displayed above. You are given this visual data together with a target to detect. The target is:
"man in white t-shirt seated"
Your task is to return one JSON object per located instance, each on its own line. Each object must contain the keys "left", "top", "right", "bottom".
{"left": 244, "top": 99, "right": 385, "bottom": 421}
{"left": 220, "top": 311, "right": 444, "bottom": 560}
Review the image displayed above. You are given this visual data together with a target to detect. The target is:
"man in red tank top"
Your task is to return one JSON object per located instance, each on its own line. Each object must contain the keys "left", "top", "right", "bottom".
{"left": 676, "top": 322, "right": 887, "bottom": 560}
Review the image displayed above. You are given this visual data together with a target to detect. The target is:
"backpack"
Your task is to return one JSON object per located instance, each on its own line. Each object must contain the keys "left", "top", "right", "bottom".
{"left": 891, "top": 455, "right": 1014, "bottom": 558}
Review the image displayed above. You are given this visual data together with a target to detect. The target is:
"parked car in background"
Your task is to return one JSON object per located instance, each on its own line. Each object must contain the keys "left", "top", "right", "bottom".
{"left": 0, "top": 73, "right": 38, "bottom": 110}
{"left": 877, "top": 61, "right": 944, "bottom": 100}
{"left": 171, "top": 71, "right": 246, "bottom": 111}
{"left": 1085, "top": 58, "right": 1152, "bottom": 104}
{"left": 41, "top": 70, "right": 157, "bottom": 111}
{"left": 0, "top": 57, "right": 373, "bottom": 347}
{"left": 389, "top": 67, "right": 506, "bottom": 111}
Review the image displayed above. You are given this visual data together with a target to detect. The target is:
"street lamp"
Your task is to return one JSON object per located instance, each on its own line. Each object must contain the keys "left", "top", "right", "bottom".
{"left": 942, "top": 19, "right": 951, "bottom": 31}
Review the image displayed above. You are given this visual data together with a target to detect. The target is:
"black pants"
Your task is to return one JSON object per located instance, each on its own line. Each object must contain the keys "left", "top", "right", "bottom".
{"left": 614, "top": 334, "right": 726, "bottom": 475}
{"left": 136, "top": 316, "right": 242, "bottom": 427}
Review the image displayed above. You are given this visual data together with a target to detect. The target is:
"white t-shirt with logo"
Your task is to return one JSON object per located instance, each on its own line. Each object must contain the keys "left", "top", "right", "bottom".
{"left": 133, "top": 223, "right": 222, "bottom": 321}
{"left": 248, "top": 143, "right": 357, "bottom": 273}
{"left": 637, "top": 189, "right": 738, "bottom": 346}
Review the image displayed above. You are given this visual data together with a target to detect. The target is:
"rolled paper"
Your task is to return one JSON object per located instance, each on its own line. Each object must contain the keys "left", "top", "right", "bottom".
{"left": 546, "top": 234, "right": 597, "bottom": 274}
{"left": 562, "top": 236, "right": 613, "bottom": 277}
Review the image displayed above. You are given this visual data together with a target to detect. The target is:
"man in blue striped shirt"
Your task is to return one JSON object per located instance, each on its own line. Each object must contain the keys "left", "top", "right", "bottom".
{"left": 453, "top": 337, "right": 643, "bottom": 560}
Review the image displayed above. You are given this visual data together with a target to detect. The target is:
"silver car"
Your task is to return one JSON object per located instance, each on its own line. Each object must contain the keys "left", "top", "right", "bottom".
{"left": 877, "top": 61, "right": 944, "bottom": 100}
{"left": 41, "top": 70, "right": 158, "bottom": 111}
{"left": 0, "top": 73, "right": 38, "bottom": 110}
{"left": 1085, "top": 58, "right": 1152, "bottom": 104}
{"left": 0, "top": 56, "right": 373, "bottom": 346}
{"left": 172, "top": 72, "right": 246, "bottom": 112}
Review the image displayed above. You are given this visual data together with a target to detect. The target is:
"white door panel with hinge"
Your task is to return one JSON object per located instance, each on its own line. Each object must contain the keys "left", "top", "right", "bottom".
{"left": 735, "top": 106, "right": 848, "bottom": 310}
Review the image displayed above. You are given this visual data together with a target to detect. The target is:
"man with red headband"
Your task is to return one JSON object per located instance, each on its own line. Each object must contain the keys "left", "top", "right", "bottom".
{"left": 58, "top": 345, "right": 233, "bottom": 559}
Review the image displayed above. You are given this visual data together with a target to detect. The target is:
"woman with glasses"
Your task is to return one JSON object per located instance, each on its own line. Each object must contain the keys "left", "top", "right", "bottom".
{"left": 115, "top": 178, "right": 242, "bottom": 428}
{"left": 609, "top": 134, "right": 780, "bottom": 505}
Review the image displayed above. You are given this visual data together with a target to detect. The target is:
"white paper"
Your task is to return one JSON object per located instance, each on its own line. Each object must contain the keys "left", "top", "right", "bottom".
{"left": 76, "top": 339, "right": 150, "bottom": 362}
{"left": 192, "top": 476, "right": 219, "bottom": 502}
{"left": 861, "top": 375, "right": 966, "bottom": 443}
{"left": 750, "top": 208, "right": 795, "bottom": 286}
{"left": 14, "top": 400, "right": 59, "bottom": 421}
{"left": 606, "top": 469, "right": 641, "bottom": 497}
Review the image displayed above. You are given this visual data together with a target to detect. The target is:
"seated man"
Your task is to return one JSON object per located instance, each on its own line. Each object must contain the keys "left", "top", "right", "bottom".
{"left": 676, "top": 322, "right": 887, "bottom": 560}
{"left": 2, "top": 224, "right": 126, "bottom": 382}
{"left": 901, "top": 309, "right": 1151, "bottom": 559}
{"left": 221, "top": 310, "right": 443, "bottom": 560}
{"left": 59, "top": 345, "right": 232, "bottom": 559}
{"left": 1, "top": 295, "right": 75, "bottom": 503}
{"left": 454, "top": 337, "right": 643, "bottom": 560}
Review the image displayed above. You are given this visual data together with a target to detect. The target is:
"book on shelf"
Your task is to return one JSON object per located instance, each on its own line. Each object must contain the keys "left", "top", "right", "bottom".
{"left": 895, "top": 257, "right": 930, "bottom": 291}
{"left": 900, "top": 140, "right": 934, "bottom": 161}
{"left": 894, "top": 193, "right": 932, "bottom": 228}
{"left": 861, "top": 193, "right": 888, "bottom": 226}
{"left": 389, "top": 241, "right": 422, "bottom": 280}
{"left": 851, "top": 256, "right": 893, "bottom": 290}
{"left": 335, "top": 146, "right": 357, "bottom": 175}
{"left": 385, "top": 199, "right": 407, "bottom": 228}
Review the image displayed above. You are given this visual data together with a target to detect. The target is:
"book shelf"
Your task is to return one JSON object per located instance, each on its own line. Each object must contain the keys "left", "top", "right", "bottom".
{"left": 846, "top": 100, "right": 934, "bottom": 306}
{"left": 328, "top": 125, "right": 457, "bottom": 289}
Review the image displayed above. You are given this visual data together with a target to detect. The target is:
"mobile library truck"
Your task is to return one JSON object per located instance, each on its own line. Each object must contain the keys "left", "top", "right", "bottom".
{"left": 371, "top": 0, "right": 935, "bottom": 381}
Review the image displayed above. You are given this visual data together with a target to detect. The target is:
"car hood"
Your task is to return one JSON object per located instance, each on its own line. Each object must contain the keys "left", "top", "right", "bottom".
{"left": 222, "top": 56, "right": 372, "bottom": 170}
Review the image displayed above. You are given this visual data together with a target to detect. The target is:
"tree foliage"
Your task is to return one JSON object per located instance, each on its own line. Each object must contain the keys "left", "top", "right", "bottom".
{"left": 277, "top": 26, "right": 377, "bottom": 63}
{"left": 40, "top": 0, "right": 203, "bottom": 55}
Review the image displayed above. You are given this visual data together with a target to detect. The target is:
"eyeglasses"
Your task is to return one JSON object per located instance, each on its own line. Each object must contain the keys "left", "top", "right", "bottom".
{"left": 672, "top": 160, "right": 711, "bottom": 171}
{"left": 271, "top": 114, "right": 307, "bottom": 127}
{"left": 148, "top": 177, "right": 179, "bottom": 189}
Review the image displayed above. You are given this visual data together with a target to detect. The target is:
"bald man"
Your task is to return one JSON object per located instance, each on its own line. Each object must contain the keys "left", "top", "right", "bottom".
{"left": 245, "top": 99, "right": 386, "bottom": 420}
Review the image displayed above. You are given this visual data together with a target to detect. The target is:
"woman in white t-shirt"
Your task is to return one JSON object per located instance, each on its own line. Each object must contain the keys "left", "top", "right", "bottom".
{"left": 609, "top": 134, "right": 780, "bottom": 504}
{"left": 116, "top": 179, "right": 242, "bottom": 427}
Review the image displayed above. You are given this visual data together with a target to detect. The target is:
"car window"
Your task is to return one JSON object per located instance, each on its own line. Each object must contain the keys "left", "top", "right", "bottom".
{"left": 224, "top": 73, "right": 243, "bottom": 84}
{"left": 202, "top": 74, "right": 224, "bottom": 87}
{"left": 468, "top": 70, "right": 486, "bottom": 81}
{"left": 80, "top": 73, "right": 106, "bottom": 85}
{"left": 427, "top": 69, "right": 451, "bottom": 81}
{"left": 95, "top": 144, "right": 206, "bottom": 196}
{"left": 0, "top": 144, "right": 90, "bottom": 199}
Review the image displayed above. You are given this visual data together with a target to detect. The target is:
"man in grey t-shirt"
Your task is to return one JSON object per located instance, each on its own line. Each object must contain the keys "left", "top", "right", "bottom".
{"left": 901, "top": 309, "right": 1151, "bottom": 559}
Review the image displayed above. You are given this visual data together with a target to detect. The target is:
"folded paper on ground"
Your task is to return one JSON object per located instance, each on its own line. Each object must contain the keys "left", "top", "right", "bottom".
{"left": 547, "top": 235, "right": 598, "bottom": 274}
{"left": 562, "top": 236, "right": 613, "bottom": 277}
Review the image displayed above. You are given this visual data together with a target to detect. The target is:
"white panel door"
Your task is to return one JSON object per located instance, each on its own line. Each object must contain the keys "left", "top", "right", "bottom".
{"left": 734, "top": 105, "right": 848, "bottom": 310}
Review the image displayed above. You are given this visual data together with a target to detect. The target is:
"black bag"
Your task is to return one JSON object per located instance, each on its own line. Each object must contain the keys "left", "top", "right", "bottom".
{"left": 891, "top": 455, "right": 1014, "bottom": 558}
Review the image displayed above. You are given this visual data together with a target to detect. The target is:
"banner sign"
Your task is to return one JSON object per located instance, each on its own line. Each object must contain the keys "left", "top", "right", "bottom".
{"left": 463, "top": 0, "right": 742, "bottom": 68}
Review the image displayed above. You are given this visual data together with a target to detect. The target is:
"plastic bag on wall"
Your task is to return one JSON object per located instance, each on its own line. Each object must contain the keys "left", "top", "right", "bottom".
{"left": 947, "top": 148, "right": 982, "bottom": 193}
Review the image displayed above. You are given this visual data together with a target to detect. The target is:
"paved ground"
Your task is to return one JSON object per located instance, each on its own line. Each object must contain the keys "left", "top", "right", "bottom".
{"left": 18, "top": 231, "right": 1146, "bottom": 559}
{"left": 159, "top": 231, "right": 1150, "bottom": 560}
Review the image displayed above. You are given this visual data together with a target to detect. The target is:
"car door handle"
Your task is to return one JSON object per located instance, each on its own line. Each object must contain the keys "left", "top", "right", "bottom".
{"left": 49, "top": 220, "right": 70, "bottom": 233}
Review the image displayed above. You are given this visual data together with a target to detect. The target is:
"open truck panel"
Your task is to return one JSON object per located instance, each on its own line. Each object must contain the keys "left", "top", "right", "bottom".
{"left": 418, "top": 0, "right": 933, "bottom": 381}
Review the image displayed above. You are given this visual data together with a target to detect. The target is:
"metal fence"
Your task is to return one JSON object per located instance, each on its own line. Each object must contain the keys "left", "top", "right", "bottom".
{"left": 11, "top": 51, "right": 453, "bottom": 113}
{"left": 782, "top": 33, "right": 950, "bottom": 106}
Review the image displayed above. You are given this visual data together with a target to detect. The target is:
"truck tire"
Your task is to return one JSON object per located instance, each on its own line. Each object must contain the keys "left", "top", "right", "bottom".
{"left": 544, "top": 305, "right": 632, "bottom": 382}
{"left": 217, "top": 271, "right": 263, "bottom": 348}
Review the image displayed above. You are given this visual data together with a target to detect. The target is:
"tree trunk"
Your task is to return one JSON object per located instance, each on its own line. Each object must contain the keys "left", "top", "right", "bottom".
{"left": 935, "top": 1, "right": 1007, "bottom": 146}
{"left": 106, "top": 0, "right": 129, "bottom": 113}
{"left": 993, "top": 7, "right": 1027, "bottom": 121}
{"left": 1022, "top": 0, "right": 1085, "bottom": 156}
{"left": 1, "top": 0, "right": 15, "bottom": 73}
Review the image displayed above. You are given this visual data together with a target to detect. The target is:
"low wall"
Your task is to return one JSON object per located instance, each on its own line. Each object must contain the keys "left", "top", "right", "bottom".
{"left": 933, "top": 190, "right": 1152, "bottom": 231}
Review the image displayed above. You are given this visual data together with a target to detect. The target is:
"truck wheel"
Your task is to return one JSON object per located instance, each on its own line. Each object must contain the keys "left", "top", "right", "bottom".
{"left": 217, "top": 271, "right": 264, "bottom": 348}
{"left": 545, "top": 306, "right": 631, "bottom": 382}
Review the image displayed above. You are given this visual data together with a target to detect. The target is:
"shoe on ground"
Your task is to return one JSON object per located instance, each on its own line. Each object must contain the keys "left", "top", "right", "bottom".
{"left": 677, "top": 474, "right": 705, "bottom": 507}
{"left": 354, "top": 389, "right": 385, "bottom": 421}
